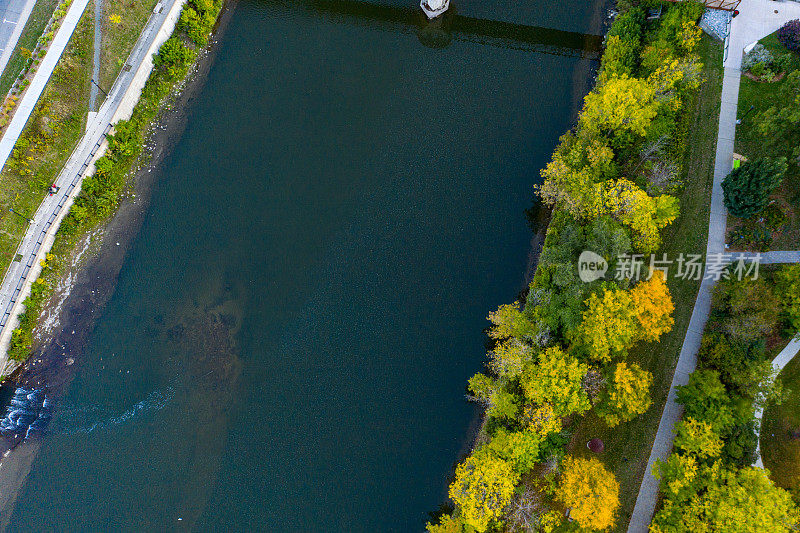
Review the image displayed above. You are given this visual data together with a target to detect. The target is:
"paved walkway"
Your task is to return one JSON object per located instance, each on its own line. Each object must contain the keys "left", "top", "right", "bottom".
{"left": 627, "top": 1, "right": 800, "bottom": 531}
{"left": 0, "top": 0, "right": 186, "bottom": 375}
{"left": 0, "top": 0, "right": 38, "bottom": 80}
{"left": 753, "top": 336, "right": 800, "bottom": 467}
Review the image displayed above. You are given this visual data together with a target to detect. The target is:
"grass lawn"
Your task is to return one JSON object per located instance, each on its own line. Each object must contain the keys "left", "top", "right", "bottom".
{"left": 0, "top": 0, "right": 61, "bottom": 97}
{"left": 0, "top": 6, "right": 94, "bottom": 275}
{"left": 98, "top": 0, "right": 160, "bottom": 93}
{"left": 762, "top": 352, "right": 800, "bottom": 503}
{"left": 731, "top": 32, "right": 800, "bottom": 250}
{"left": 566, "top": 35, "right": 723, "bottom": 532}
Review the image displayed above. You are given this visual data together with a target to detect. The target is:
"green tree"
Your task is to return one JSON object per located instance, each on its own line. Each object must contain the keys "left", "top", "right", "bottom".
{"left": 722, "top": 157, "right": 788, "bottom": 218}
{"left": 467, "top": 374, "right": 520, "bottom": 421}
{"left": 520, "top": 347, "right": 590, "bottom": 417}
{"left": 711, "top": 276, "right": 779, "bottom": 344}
{"left": 449, "top": 453, "right": 519, "bottom": 532}
{"left": 776, "top": 264, "right": 800, "bottom": 330}
{"left": 597, "top": 362, "right": 653, "bottom": 427}
{"left": 756, "top": 70, "right": 800, "bottom": 160}
{"left": 676, "top": 369, "right": 734, "bottom": 433}
{"left": 673, "top": 418, "right": 723, "bottom": 459}
{"left": 653, "top": 465, "right": 800, "bottom": 532}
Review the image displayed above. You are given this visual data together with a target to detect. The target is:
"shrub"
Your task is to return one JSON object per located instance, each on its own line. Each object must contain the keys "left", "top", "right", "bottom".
{"left": 179, "top": 6, "right": 210, "bottom": 46}
{"left": 729, "top": 221, "right": 772, "bottom": 251}
{"left": 762, "top": 202, "right": 787, "bottom": 230}
{"left": 777, "top": 19, "right": 800, "bottom": 53}
{"left": 742, "top": 44, "right": 774, "bottom": 72}
{"left": 153, "top": 37, "right": 196, "bottom": 78}
{"left": 749, "top": 61, "right": 774, "bottom": 80}
{"left": 722, "top": 157, "right": 787, "bottom": 218}
{"left": 710, "top": 276, "right": 779, "bottom": 344}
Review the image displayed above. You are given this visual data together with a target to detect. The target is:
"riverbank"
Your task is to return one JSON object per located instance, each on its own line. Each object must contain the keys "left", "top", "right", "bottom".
{"left": 2, "top": 0, "right": 229, "bottom": 369}
{"left": 429, "top": 3, "right": 722, "bottom": 530}
{"left": 0, "top": 1, "right": 233, "bottom": 522}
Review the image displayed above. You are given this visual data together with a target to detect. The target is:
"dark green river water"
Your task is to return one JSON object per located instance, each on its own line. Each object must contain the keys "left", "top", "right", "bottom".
{"left": 5, "top": 0, "right": 603, "bottom": 529}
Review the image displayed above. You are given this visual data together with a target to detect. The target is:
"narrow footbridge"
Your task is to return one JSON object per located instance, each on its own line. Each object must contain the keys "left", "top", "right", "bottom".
{"left": 268, "top": 0, "right": 603, "bottom": 59}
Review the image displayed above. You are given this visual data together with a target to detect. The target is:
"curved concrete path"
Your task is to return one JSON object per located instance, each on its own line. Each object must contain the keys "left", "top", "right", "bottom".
{"left": 627, "top": 1, "right": 800, "bottom": 531}
{"left": 754, "top": 336, "right": 800, "bottom": 468}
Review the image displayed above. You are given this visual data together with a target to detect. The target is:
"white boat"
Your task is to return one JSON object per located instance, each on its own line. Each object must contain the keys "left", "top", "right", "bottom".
{"left": 421, "top": 0, "right": 450, "bottom": 19}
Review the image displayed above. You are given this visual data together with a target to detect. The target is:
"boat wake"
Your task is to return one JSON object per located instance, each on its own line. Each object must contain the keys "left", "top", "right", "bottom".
{"left": 54, "top": 388, "right": 175, "bottom": 436}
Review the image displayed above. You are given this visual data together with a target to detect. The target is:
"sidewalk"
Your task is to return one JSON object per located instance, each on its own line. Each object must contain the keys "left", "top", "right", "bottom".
{"left": 627, "top": 1, "right": 800, "bottom": 531}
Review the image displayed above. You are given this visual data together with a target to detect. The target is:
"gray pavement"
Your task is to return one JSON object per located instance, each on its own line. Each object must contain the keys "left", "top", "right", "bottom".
{"left": 627, "top": 1, "right": 800, "bottom": 531}
{"left": 0, "top": 0, "right": 38, "bottom": 80}
{"left": 0, "top": 0, "right": 186, "bottom": 374}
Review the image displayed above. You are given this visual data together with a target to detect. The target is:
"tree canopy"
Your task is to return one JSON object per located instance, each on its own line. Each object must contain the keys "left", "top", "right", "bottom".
{"left": 722, "top": 157, "right": 787, "bottom": 218}
{"left": 448, "top": 453, "right": 519, "bottom": 532}
{"left": 597, "top": 361, "right": 653, "bottom": 427}
{"left": 557, "top": 456, "right": 620, "bottom": 531}
{"left": 520, "top": 346, "right": 590, "bottom": 417}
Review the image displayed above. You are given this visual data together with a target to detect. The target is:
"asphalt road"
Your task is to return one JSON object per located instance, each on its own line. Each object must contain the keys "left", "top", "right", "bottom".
{"left": 0, "top": 0, "right": 38, "bottom": 79}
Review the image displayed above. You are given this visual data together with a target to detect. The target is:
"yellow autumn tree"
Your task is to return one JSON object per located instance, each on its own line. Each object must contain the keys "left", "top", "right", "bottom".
{"left": 597, "top": 362, "right": 653, "bottom": 427}
{"left": 520, "top": 346, "right": 590, "bottom": 416}
{"left": 522, "top": 402, "right": 562, "bottom": 438}
{"left": 537, "top": 131, "right": 614, "bottom": 218}
{"left": 594, "top": 179, "right": 679, "bottom": 253}
{"left": 653, "top": 453, "right": 701, "bottom": 502}
{"left": 580, "top": 76, "right": 658, "bottom": 137}
{"left": 486, "top": 301, "right": 537, "bottom": 342}
{"left": 630, "top": 272, "right": 675, "bottom": 342}
{"left": 673, "top": 418, "right": 723, "bottom": 459}
{"left": 449, "top": 453, "right": 519, "bottom": 532}
{"left": 578, "top": 286, "right": 637, "bottom": 363}
{"left": 557, "top": 456, "right": 620, "bottom": 531}
{"left": 425, "top": 514, "right": 463, "bottom": 533}
{"left": 489, "top": 339, "right": 535, "bottom": 379}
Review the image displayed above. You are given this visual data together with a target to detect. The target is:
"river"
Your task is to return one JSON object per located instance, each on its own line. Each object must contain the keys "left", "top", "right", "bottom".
{"left": 2, "top": 0, "right": 604, "bottom": 530}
